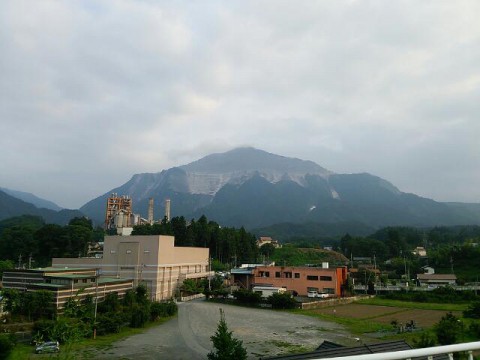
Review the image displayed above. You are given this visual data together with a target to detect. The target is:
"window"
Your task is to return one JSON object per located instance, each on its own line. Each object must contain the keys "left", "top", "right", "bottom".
{"left": 74, "top": 279, "right": 78, "bottom": 284}
{"left": 275, "top": 272, "right": 281, "bottom": 278}
{"left": 294, "top": 273, "right": 300, "bottom": 279}
{"left": 259, "top": 271, "right": 270, "bottom": 278}
{"left": 307, "top": 287, "right": 319, "bottom": 292}
{"left": 320, "top": 276, "right": 332, "bottom": 281}
{"left": 323, "top": 288, "right": 334, "bottom": 294}
{"left": 307, "top": 275, "right": 318, "bottom": 281}
{"left": 82, "top": 279, "right": 87, "bottom": 283}
{"left": 284, "top": 272, "right": 292, "bottom": 278}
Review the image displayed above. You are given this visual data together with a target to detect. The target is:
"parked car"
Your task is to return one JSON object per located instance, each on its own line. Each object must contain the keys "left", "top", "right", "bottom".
{"left": 35, "top": 341, "right": 59, "bottom": 354}
{"left": 307, "top": 290, "right": 330, "bottom": 298}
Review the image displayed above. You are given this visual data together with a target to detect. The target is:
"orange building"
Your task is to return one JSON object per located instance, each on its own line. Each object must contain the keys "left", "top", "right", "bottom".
{"left": 252, "top": 265, "right": 348, "bottom": 297}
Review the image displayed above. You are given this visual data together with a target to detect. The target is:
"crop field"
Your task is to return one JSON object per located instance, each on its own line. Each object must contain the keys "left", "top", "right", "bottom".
{"left": 306, "top": 303, "right": 462, "bottom": 328}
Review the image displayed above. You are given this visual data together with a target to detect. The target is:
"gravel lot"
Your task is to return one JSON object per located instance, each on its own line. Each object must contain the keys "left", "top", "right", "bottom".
{"left": 90, "top": 300, "right": 355, "bottom": 359}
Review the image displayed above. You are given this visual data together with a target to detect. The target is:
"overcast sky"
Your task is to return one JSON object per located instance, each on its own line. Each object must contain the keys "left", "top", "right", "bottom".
{"left": 1, "top": 1, "right": 480, "bottom": 209}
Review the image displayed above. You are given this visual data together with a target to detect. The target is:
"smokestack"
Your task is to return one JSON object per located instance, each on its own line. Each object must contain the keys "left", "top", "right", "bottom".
{"left": 148, "top": 198, "right": 154, "bottom": 224}
{"left": 165, "top": 199, "right": 171, "bottom": 222}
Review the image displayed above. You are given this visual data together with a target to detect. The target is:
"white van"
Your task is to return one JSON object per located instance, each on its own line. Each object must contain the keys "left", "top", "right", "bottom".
{"left": 252, "top": 286, "right": 287, "bottom": 298}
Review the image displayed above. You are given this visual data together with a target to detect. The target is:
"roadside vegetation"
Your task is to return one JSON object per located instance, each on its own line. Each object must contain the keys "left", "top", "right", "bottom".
{"left": 1, "top": 285, "right": 177, "bottom": 359}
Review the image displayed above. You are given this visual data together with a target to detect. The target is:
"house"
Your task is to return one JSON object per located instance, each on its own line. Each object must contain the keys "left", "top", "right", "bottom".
{"left": 52, "top": 235, "right": 213, "bottom": 301}
{"left": 1, "top": 267, "right": 133, "bottom": 311}
{"left": 413, "top": 246, "right": 427, "bottom": 257}
{"left": 257, "top": 236, "right": 282, "bottom": 248}
{"left": 417, "top": 273, "right": 457, "bottom": 287}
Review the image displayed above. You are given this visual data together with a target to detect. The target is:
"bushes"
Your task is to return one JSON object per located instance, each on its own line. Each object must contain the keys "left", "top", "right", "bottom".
{"left": 463, "top": 301, "right": 480, "bottom": 319}
{"left": 267, "top": 293, "right": 297, "bottom": 309}
{"left": 232, "top": 290, "right": 262, "bottom": 305}
{"left": 0, "top": 334, "right": 15, "bottom": 360}
{"left": 435, "top": 312, "right": 463, "bottom": 345}
{"left": 150, "top": 300, "right": 178, "bottom": 321}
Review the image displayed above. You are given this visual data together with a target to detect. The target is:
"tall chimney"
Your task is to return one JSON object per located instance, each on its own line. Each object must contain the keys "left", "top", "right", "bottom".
{"left": 165, "top": 199, "right": 171, "bottom": 222}
{"left": 148, "top": 198, "right": 154, "bottom": 224}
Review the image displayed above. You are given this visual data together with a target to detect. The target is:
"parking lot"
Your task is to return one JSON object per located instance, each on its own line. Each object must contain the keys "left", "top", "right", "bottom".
{"left": 90, "top": 300, "right": 356, "bottom": 359}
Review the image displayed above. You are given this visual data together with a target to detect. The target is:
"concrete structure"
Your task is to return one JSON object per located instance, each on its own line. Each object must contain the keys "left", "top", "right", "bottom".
{"left": 417, "top": 273, "right": 457, "bottom": 287}
{"left": 1, "top": 267, "right": 133, "bottom": 311}
{"left": 53, "top": 235, "right": 212, "bottom": 301}
{"left": 165, "top": 199, "right": 171, "bottom": 222}
{"left": 244, "top": 265, "right": 348, "bottom": 297}
{"left": 257, "top": 236, "right": 281, "bottom": 248}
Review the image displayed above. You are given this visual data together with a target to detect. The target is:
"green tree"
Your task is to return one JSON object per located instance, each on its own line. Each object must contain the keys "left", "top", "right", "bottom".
{"left": 208, "top": 309, "right": 247, "bottom": 360}
{"left": 435, "top": 312, "right": 463, "bottom": 345}
{"left": 0, "top": 260, "right": 14, "bottom": 277}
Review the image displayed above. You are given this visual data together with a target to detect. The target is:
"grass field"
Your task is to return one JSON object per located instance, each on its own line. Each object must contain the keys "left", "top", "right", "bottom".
{"left": 292, "top": 298, "right": 464, "bottom": 337}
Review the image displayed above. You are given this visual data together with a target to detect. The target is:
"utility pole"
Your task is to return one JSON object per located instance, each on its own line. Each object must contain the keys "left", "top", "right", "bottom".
{"left": 93, "top": 269, "right": 99, "bottom": 339}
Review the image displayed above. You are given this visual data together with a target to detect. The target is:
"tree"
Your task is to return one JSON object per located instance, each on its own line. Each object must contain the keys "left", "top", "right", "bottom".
{"left": 208, "top": 309, "right": 247, "bottom": 360}
{"left": 435, "top": 312, "right": 463, "bottom": 345}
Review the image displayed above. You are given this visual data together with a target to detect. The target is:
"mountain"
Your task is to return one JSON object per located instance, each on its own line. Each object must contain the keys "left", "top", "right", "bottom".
{"left": 80, "top": 147, "right": 480, "bottom": 231}
{"left": 0, "top": 190, "right": 83, "bottom": 225}
{"left": 0, "top": 187, "right": 62, "bottom": 211}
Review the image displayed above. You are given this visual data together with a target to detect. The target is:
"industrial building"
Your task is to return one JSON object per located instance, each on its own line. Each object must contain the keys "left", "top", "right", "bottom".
{"left": 1, "top": 267, "right": 133, "bottom": 311}
{"left": 104, "top": 193, "right": 172, "bottom": 235}
{"left": 52, "top": 235, "right": 212, "bottom": 301}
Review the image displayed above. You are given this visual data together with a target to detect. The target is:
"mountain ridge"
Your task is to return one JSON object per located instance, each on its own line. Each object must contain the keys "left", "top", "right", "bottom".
{"left": 79, "top": 147, "right": 480, "bottom": 230}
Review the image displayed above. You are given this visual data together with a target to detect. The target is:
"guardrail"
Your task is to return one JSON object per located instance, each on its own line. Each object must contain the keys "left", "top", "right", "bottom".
{"left": 317, "top": 341, "right": 480, "bottom": 360}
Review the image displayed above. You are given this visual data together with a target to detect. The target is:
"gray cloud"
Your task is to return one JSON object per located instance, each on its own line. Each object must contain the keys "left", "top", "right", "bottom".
{"left": 1, "top": 0, "right": 480, "bottom": 208}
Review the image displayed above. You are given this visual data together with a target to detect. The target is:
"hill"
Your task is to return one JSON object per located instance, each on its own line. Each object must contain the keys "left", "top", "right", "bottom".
{"left": 0, "top": 190, "right": 83, "bottom": 225}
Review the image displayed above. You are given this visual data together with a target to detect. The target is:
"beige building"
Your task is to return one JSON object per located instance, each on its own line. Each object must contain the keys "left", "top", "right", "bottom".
{"left": 53, "top": 235, "right": 212, "bottom": 301}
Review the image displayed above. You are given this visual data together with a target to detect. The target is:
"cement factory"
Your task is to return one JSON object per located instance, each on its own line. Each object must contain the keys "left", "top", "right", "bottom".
{"left": 104, "top": 193, "right": 171, "bottom": 235}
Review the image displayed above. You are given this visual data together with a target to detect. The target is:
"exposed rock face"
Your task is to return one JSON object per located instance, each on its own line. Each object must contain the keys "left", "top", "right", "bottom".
{"left": 79, "top": 147, "right": 480, "bottom": 230}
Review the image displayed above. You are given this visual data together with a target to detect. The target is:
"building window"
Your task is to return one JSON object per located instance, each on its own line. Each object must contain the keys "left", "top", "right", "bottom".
{"left": 324, "top": 288, "right": 334, "bottom": 294}
{"left": 294, "top": 273, "right": 300, "bottom": 278}
{"left": 320, "top": 276, "right": 332, "bottom": 281}
{"left": 82, "top": 279, "right": 87, "bottom": 283}
{"left": 74, "top": 280, "right": 78, "bottom": 284}
{"left": 265, "top": 271, "right": 270, "bottom": 278}
{"left": 275, "top": 272, "right": 281, "bottom": 278}
{"left": 307, "top": 275, "right": 318, "bottom": 281}
{"left": 284, "top": 272, "right": 292, "bottom": 278}
{"left": 307, "top": 287, "right": 319, "bottom": 292}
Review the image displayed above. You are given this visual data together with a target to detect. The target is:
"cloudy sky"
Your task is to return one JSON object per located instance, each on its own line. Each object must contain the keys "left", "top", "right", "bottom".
{"left": 1, "top": 1, "right": 480, "bottom": 209}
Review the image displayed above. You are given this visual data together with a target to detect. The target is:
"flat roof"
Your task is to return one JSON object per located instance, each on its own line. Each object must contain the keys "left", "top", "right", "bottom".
{"left": 45, "top": 274, "right": 95, "bottom": 279}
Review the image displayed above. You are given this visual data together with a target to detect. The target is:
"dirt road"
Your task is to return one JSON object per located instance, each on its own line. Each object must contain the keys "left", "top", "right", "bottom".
{"left": 91, "top": 300, "right": 354, "bottom": 359}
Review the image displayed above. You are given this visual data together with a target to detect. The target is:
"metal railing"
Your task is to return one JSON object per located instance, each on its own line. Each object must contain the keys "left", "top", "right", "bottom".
{"left": 317, "top": 341, "right": 480, "bottom": 360}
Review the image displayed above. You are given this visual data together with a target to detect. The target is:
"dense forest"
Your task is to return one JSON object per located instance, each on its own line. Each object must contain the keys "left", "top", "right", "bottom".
{"left": 0, "top": 215, "right": 104, "bottom": 267}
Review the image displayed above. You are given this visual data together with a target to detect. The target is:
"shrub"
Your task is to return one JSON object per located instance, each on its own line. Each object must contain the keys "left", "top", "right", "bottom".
{"left": 0, "top": 334, "right": 15, "bottom": 360}
{"left": 129, "top": 304, "right": 151, "bottom": 328}
{"left": 268, "top": 293, "right": 297, "bottom": 309}
{"left": 463, "top": 302, "right": 480, "bottom": 319}
{"left": 232, "top": 290, "right": 262, "bottom": 305}
{"left": 435, "top": 312, "right": 462, "bottom": 345}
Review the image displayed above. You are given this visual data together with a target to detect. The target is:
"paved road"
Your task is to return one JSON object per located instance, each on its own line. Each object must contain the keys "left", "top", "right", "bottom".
{"left": 91, "top": 300, "right": 355, "bottom": 359}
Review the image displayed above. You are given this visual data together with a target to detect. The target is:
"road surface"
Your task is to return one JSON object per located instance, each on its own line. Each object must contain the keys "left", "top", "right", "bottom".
{"left": 90, "top": 300, "right": 354, "bottom": 359}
